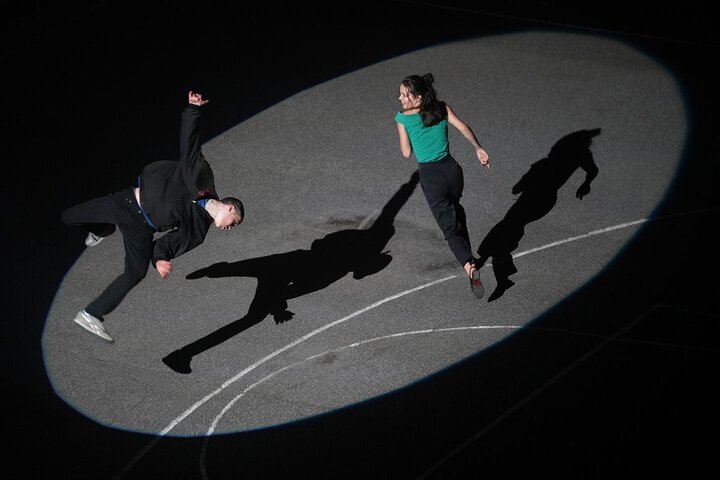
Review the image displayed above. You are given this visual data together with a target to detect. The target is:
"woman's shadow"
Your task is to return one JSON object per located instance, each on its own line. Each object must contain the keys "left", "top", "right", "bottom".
{"left": 162, "top": 170, "right": 420, "bottom": 373}
{"left": 478, "top": 128, "right": 601, "bottom": 301}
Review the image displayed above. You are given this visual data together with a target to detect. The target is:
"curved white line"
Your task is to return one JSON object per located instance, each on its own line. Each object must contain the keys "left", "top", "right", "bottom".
{"left": 219, "top": 275, "right": 456, "bottom": 390}
{"left": 511, "top": 219, "right": 646, "bottom": 260}
{"left": 199, "top": 318, "right": 720, "bottom": 476}
{"left": 197, "top": 325, "right": 525, "bottom": 477}
{"left": 202, "top": 320, "right": 679, "bottom": 439}
{"left": 205, "top": 326, "right": 525, "bottom": 431}
{"left": 509, "top": 207, "right": 715, "bottom": 261}
{"left": 117, "top": 210, "right": 714, "bottom": 478}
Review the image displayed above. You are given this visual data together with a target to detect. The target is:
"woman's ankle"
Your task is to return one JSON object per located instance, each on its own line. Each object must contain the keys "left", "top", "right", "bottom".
{"left": 463, "top": 261, "right": 475, "bottom": 277}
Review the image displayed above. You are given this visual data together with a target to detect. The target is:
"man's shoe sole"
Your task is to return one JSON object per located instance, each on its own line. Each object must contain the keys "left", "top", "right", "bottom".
{"left": 74, "top": 311, "right": 114, "bottom": 342}
{"left": 85, "top": 233, "right": 105, "bottom": 247}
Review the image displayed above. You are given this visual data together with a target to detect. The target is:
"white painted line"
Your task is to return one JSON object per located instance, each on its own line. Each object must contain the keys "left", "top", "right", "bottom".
{"left": 219, "top": 275, "right": 456, "bottom": 390}
{"left": 116, "top": 208, "right": 716, "bottom": 478}
{"left": 510, "top": 207, "right": 716, "bottom": 261}
{"left": 206, "top": 326, "right": 526, "bottom": 432}
{"left": 511, "top": 219, "right": 646, "bottom": 260}
{"left": 197, "top": 319, "right": 720, "bottom": 475}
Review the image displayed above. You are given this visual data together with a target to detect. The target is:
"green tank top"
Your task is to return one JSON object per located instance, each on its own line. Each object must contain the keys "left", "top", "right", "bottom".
{"left": 395, "top": 111, "right": 449, "bottom": 163}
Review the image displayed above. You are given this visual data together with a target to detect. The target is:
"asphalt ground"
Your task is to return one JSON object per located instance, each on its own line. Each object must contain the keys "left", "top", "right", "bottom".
{"left": 3, "top": 2, "right": 719, "bottom": 478}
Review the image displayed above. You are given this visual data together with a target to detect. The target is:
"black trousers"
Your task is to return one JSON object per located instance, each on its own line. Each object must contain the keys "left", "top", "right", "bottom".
{"left": 61, "top": 187, "right": 156, "bottom": 319}
{"left": 418, "top": 154, "right": 474, "bottom": 267}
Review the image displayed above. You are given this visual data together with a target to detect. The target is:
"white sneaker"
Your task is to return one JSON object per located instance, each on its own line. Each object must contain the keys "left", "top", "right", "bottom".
{"left": 74, "top": 310, "right": 114, "bottom": 342}
{"left": 85, "top": 232, "right": 105, "bottom": 247}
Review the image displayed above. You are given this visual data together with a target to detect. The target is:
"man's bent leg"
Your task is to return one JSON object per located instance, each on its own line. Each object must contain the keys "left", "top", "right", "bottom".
{"left": 85, "top": 211, "right": 154, "bottom": 318}
{"left": 61, "top": 194, "right": 119, "bottom": 239}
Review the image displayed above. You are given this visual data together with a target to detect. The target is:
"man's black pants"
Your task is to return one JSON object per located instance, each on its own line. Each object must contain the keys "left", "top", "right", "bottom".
{"left": 61, "top": 187, "right": 156, "bottom": 319}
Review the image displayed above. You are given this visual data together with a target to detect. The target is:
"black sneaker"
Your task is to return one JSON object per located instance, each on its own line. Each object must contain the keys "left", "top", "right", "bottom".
{"left": 470, "top": 268, "right": 484, "bottom": 299}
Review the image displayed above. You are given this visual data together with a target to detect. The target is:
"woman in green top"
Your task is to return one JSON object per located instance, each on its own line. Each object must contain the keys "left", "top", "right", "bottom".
{"left": 395, "top": 73, "right": 490, "bottom": 298}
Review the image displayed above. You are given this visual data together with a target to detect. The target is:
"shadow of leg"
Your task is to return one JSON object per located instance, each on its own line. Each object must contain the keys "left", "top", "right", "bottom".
{"left": 161, "top": 308, "right": 268, "bottom": 374}
{"left": 488, "top": 254, "right": 517, "bottom": 302}
{"left": 162, "top": 349, "right": 193, "bottom": 374}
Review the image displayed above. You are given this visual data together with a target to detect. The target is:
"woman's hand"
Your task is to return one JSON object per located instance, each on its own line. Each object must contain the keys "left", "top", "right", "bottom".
{"left": 476, "top": 147, "right": 490, "bottom": 169}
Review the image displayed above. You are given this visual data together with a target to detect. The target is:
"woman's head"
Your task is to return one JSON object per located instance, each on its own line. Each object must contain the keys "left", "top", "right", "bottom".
{"left": 399, "top": 74, "right": 435, "bottom": 110}
{"left": 399, "top": 73, "right": 446, "bottom": 126}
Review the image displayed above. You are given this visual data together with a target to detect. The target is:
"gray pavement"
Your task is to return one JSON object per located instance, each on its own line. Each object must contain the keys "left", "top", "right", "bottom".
{"left": 43, "top": 31, "right": 686, "bottom": 436}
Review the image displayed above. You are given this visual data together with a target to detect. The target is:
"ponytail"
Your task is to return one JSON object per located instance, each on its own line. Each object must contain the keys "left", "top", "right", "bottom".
{"left": 402, "top": 73, "right": 447, "bottom": 127}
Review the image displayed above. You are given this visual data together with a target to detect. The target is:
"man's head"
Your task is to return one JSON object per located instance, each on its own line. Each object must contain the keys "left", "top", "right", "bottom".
{"left": 214, "top": 197, "right": 244, "bottom": 230}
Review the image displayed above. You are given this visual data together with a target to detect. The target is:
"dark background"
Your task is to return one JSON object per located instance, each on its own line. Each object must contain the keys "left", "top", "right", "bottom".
{"left": 2, "top": 1, "right": 718, "bottom": 478}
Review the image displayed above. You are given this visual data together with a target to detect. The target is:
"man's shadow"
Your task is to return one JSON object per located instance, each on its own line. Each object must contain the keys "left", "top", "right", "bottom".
{"left": 477, "top": 129, "right": 601, "bottom": 302}
{"left": 162, "top": 170, "right": 420, "bottom": 373}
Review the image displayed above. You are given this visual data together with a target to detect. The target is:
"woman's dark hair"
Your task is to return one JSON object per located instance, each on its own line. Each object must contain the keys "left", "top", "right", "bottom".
{"left": 401, "top": 73, "right": 447, "bottom": 127}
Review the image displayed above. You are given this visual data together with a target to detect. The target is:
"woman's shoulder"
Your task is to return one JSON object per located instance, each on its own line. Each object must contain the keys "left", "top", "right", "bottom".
{"left": 395, "top": 109, "right": 420, "bottom": 121}
{"left": 398, "top": 108, "right": 420, "bottom": 115}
